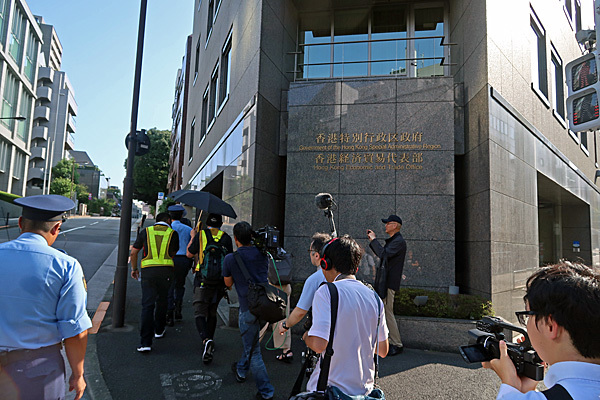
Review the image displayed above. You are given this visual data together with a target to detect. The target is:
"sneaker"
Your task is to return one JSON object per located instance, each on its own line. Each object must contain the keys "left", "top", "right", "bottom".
{"left": 255, "top": 392, "right": 274, "bottom": 400}
{"left": 202, "top": 339, "right": 215, "bottom": 365}
{"left": 388, "top": 344, "right": 404, "bottom": 356}
{"left": 231, "top": 361, "right": 246, "bottom": 383}
{"left": 154, "top": 328, "right": 166, "bottom": 338}
{"left": 136, "top": 346, "right": 151, "bottom": 353}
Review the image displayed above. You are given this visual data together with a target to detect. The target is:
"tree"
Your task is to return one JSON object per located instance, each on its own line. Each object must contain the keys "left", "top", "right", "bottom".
{"left": 126, "top": 128, "right": 171, "bottom": 204}
{"left": 52, "top": 159, "right": 79, "bottom": 184}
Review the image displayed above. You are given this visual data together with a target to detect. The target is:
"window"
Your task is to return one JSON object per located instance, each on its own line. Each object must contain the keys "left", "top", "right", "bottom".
{"left": 208, "top": 64, "right": 219, "bottom": 124}
{"left": 581, "top": 131, "right": 589, "bottom": 155}
{"left": 1, "top": 71, "right": 18, "bottom": 130}
{"left": 194, "top": 39, "right": 200, "bottom": 83}
{"left": 531, "top": 11, "right": 548, "bottom": 101}
{"left": 24, "top": 31, "right": 38, "bottom": 83}
{"left": 0, "top": 0, "right": 9, "bottom": 46}
{"left": 206, "top": 0, "right": 214, "bottom": 40}
{"left": 8, "top": 7, "right": 25, "bottom": 64}
{"left": 333, "top": 9, "right": 369, "bottom": 77}
{"left": 189, "top": 118, "right": 195, "bottom": 161}
{"left": 372, "top": 5, "right": 407, "bottom": 76}
{"left": 16, "top": 91, "right": 31, "bottom": 141}
{"left": 575, "top": 0, "right": 582, "bottom": 32}
{"left": 551, "top": 47, "right": 565, "bottom": 121}
{"left": 219, "top": 33, "right": 231, "bottom": 108}
{"left": 12, "top": 150, "right": 24, "bottom": 179}
{"left": 201, "top": 86, "right": 209, "bottom": 142}
{"left": 414, "top": 6, "right": 445, "bottom": 77}
{"left": 564, "top": 0, "right": 573, "bottom": 21}
{"left": 0, "top": 139, "right": 9, "bottom": 172}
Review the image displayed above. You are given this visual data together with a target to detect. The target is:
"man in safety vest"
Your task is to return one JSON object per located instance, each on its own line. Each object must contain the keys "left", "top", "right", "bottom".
{"left": 131, "top": 212, "right": 179, "bottom": 352}
{"left": 187, "top": 213, "right": 233, "bottom": 364}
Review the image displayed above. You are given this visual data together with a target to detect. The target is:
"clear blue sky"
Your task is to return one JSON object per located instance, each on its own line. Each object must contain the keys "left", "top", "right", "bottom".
{"left": 26, "top": 0, "right": 194, "bottom": 191}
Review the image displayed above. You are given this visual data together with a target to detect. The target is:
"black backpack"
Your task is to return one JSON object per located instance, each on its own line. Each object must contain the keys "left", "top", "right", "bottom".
{"left": 200, "top": 229, "right": 227, "bottom": 285}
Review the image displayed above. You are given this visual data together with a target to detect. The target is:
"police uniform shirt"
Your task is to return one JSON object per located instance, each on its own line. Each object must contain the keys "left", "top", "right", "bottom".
{"left": 170, "top": 219, "right": 192, "bottom": 256}
{"left": 0, "top": 232, "right": 92, "bottom": 351}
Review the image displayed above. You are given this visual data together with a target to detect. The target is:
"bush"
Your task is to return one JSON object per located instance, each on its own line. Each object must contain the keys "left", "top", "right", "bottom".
{"left": 394, "top": 288, "right": 494, "bottom": 320}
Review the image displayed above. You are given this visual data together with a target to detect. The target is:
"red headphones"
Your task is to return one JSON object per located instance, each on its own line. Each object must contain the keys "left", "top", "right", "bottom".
{"left": 319, "top": 238, "right": 338, "bottom": 270}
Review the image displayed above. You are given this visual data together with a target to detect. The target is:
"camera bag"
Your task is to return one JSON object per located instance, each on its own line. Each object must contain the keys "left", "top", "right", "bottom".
{"left": 268, "top": 253, "right": 293, "bottom": 286}
{"left": 289, "top": 283, "right": 385, "bottom": 400}
{"left": 234, "top": 251, "right": 288, "bottom": 323}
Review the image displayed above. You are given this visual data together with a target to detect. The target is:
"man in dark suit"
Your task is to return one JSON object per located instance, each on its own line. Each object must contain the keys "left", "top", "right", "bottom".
{"left": 367, "top": 214, "right": 407, "bottom": 356}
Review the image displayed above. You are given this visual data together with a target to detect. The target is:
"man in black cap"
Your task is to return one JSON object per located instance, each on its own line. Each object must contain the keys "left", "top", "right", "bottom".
{"left": 187, "top": 213, "right": 232, "bottom": 364}
{"left": 0, "top": 195, "right": 92, "bottom": 399}
{"left": 367, "top": 214, "right": 406, "bottom": 356}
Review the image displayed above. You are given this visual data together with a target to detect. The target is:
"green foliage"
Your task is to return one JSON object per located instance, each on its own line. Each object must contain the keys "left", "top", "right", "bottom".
{"left": 75, "top": 183, "right": 90, "bottom": 204}
{"left": 126, "top": 128, "right": 171, "bottom": 204}
{"left": 50, "top": 177, "right": 74, "bottom": 198}
{"left": 108, "top": 187, "right": 121, "bottom": 199}
{"left": 158, "top": 198, "right": 176, "bottom": 214}
{"left": 0, "top": 190, "right": 20, "bottom": 204}
{"left": 394, "top": 288, "right": 494, "bottom": 320}
{"left": 88, "top": 198, "right": 116, "bottom": 216}
{"left": 52, "top": 159, "right": 79, "bottom": 184}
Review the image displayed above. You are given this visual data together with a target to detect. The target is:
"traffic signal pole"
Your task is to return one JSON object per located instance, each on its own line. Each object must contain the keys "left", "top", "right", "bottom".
{"left": 112, "top": 0, "right": 148, "bottom": 328}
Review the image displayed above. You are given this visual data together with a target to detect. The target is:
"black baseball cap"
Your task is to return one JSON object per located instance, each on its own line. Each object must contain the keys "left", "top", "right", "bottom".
{"left": 381, "top": 214, "right": 402, "bottom": 225}
{"left": 14, "top": 195, "right": 74, "bottom": 221}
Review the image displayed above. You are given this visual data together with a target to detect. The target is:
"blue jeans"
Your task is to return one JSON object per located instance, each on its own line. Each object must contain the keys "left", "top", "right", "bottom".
{"left": 235, "top": 310, "right": 274, "bottom": 398}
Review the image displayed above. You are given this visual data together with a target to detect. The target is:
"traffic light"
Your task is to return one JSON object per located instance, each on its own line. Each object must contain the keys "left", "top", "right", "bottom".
{"left": 566, "top": 51, "right": 600, "bottom": 132}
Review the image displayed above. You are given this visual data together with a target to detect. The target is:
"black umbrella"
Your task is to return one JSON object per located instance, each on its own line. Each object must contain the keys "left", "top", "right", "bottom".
{"left": 168, "top": 190, "right": 237, "bottom": 219}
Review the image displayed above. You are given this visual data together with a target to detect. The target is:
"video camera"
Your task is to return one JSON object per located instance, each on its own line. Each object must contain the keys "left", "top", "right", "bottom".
{"left": 459, "top": 316, "right": 544, "bottom": 381}
{"left": 252, "top": 225, "right": 280, "bottom": 255}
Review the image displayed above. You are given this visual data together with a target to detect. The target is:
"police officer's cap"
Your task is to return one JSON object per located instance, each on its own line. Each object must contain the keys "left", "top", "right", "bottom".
{"left": 168, "top": 204, "right": 185, "bottom": 212}
{"left": 14, "top": 195, "right": 74, "bottom": 221}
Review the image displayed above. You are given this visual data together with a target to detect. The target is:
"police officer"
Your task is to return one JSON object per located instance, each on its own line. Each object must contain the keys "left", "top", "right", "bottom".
{"left": 130, "top": 212, "right": 179, "bottom": 352}
{"left": 0, "top": 195, "right": 92, "bottom": 400}
{"left": 166, "top": 204, "right": 193, "bottom": 325}
{"left": 187, "top": 213, "right": 232, "bottom": 364}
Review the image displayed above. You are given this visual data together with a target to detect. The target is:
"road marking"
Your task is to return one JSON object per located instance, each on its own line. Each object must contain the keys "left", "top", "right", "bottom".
{"left": 90, "top": 222, "right": 99, "bottom": 225}
{"left": 102, "top": 218, "right": 109, "bottom": 221}
{"left": 89, "top": 301, "right": 110, "bottom": 334}
{"left": 160, "top": 370, "right": 222, "bottom": 399}
{"left": 60, "top": 226, "right": 85, "bottom": 234}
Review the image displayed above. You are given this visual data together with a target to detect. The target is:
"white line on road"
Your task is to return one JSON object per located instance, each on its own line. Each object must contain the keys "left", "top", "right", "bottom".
{"left": 60, "top": 226, "right": 85, "bottom": 234}
{"left": 90, "top": 222, "right": 99, "bottom": 225}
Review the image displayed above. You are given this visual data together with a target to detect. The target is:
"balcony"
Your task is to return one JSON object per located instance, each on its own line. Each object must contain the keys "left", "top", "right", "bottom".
{"left": 33, "top": 106, "right": 50, "bottom": 121}
{"left": 67, "top": 114, "right": 76, "bottom": 133}
{"left": 36, "top": 86, "right": 52, "bottom": 102}
{"left": 30, "top": 146, "right": 46, "bottom": 160}
{"left": 32, "top": 126, "right": 48, "bottom": 141}
{"left": 27, "top": 167, "right": 44, "bottom": 181}
{"left": 37, "top": 67, "right": 54, "bottom": 83}
{"left": 65, "top": 133, "right": 74, "bottom": 150}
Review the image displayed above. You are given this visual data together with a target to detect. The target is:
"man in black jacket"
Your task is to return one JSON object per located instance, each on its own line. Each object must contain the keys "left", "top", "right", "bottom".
{"left": 367, "top": 214, "right": 406, "bottom": 356}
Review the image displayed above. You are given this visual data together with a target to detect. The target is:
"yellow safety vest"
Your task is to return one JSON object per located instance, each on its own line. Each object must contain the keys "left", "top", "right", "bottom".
{"left": 195, "top": 228, "right": 224, "bottom": 272}
{"left": 141, "top": 225, "right": 175, "bottom": 268}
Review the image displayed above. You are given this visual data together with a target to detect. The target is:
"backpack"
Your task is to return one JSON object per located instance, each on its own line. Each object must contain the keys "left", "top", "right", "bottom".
{"left": 200, "top": 229, "right": 227, "bottom": 285}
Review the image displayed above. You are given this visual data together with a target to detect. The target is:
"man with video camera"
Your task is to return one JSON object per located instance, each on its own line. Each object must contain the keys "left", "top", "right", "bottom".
{"left": 223, "top": 221, "right": 275, "bottom": 400}
{"left": 482, "top": 261, "right": 600, "bottom": 399}
{"left": 302, "top": 235, "right": 388, "bottom": 397}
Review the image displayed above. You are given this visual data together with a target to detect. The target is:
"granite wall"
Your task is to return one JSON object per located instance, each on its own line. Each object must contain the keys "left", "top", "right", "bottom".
{"left": 285, "top": 77, "right": 456, "bottom": 291}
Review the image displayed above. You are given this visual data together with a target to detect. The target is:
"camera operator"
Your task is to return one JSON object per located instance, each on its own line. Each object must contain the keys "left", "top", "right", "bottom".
{"left": 223, "top": 221, "right": 275, "bottom": 400}
{"left": 303, "top": 235, "right": 388, "bottom": 396}
{"left": 482, "top": 261, "right": 600, "bottom": 399}
{"left": 277, "top": 233, "right": 331, "bottom": 351}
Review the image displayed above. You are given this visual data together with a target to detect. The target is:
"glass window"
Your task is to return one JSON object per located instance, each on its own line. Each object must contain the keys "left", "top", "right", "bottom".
{"left": 8, "top": 7, "right": 25, "bottom": 64}
{"left": 531, "top": 14, "right": 548, "bottom": 98}
{"left": 2, "top": 71, "right": 18, "bottom": 130}
{"left": 209, "top": 64, "right": 218, "bottom": 122}
{"left": 219, "top": 35, "right": 231, "bottom": 107}
{"left": 0, "top": 138, "right": 9, "bottom": 172}
{"left": 575, "top": 0, "right": 582, "bottom": 32}
{"left": 201, "top": 87, "right": 209, "bottom": 141}
{"left": 564, "top": 0, "right": 573, "bottom": 20}
{"left": 551, "top": 51, "right": 565, "bottom": 119}
{"left": 372, "top": 5, "right": 407, "bottom": 76}
{"left": 12, "top": 150, "right": 24, "bottom": 179}
{"left": 333, "top": 9, "right": 368, "bottom": 77}
{"left": 195, "top": 39, "right": 200, "bottom": 81}
{"left": 0, "top": 0, "right": 9, "bottom": 45}
{"left": 300, "top": 12, "right": 331, "bottom": 79}
{"left": 207, "top": 0, "right": 214, "bottom": 39}
{"left": 189, "top": 118, "right": 195, "bottom": 161}
{"left": 24, "top": 31, "right": 38, "bottom": 83}
{"left": 414, "top": 7, "right": 444, "bottom": 77}
{"left": 16, "top": 91, "right": 31, "bottom": 141}
{"left": 581, "top": 131, "right": 588, "bottom": 152}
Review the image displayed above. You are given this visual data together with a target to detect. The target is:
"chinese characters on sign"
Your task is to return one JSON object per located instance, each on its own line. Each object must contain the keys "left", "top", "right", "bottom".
{"left": 298, "top": 132, "right": 441, "bottom": 171}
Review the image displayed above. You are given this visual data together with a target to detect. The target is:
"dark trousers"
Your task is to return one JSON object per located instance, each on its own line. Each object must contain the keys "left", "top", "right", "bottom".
{"left": 167, "top": 256, "right": 193, "bottom": 311}
{"left": 193, "top": 274, "right": 224, "bottom": 341}
{"left": 0, "top": 344, "right": 65, "bottom": 400}
{"left": 140, "top": 266, "right": 173, "bottom": 347}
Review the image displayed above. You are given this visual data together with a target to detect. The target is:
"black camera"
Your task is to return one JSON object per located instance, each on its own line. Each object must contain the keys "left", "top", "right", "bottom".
{"left": 459, "top": 316, "right": 544, "bottom": 381}
{"left": 252, "top": 225, "right": 280, "bottom": 255}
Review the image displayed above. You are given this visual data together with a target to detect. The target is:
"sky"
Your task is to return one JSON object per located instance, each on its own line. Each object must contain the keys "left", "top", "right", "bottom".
{"left": 26, "top": 0, "right": 194, "bottom": 191}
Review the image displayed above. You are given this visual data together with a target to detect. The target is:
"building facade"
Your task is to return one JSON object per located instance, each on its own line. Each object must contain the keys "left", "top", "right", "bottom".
{"left": 69, "top": 149, "right": 100, "bottom": 199}
{"left": 26, "top": 16, "right": 77, "bottom": 196}
{"left": 0, "top": 0, "right": 41, "bottom": 197}
{"left": 180, "top": 0, "right": 599, "bottom": 321}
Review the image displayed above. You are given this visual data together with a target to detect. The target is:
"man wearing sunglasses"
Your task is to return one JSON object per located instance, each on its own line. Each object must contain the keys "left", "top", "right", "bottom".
{"left": 483, "top": 261, "right": 600, "bottom": 399}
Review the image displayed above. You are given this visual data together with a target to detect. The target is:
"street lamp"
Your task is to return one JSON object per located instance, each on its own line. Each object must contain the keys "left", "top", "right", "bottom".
{"left": 0, "top": 116, "right": 26, "bottom": 120}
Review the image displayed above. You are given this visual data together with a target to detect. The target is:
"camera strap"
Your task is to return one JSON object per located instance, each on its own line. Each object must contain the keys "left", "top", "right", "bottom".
{"left": 542, "top": 384, "right": 573, "bottom": 400}
{"left": 316, "top": 282, "right": 339, "bottom": 392}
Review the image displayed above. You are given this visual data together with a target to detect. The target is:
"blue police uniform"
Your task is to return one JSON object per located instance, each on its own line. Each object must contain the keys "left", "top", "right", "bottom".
{"left": 0, "top": 195, "right": 92, "bottom": 399}
{"left": 166, "top": 205, "right": 194, "bottom": 322}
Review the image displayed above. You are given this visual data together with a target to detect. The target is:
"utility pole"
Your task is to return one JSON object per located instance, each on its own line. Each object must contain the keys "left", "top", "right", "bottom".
{"left": 112, "top": 0, "right": 148, "bottom": 328}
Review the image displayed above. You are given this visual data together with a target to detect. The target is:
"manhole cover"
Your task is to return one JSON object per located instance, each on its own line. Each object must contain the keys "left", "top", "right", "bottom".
{"left": 161, "top": 370, "right": 222, "bottom": 398}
